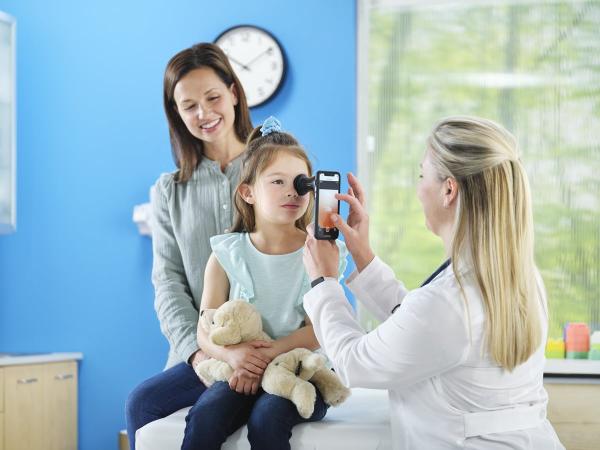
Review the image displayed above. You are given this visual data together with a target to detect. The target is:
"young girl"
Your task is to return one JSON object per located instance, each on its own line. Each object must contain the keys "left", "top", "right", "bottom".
{"left": 181, "top": 117, "right": 347, "bottom": 450}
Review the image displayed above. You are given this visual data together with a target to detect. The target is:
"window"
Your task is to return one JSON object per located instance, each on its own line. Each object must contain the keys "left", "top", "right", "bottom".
{"left": 0, "top": 11, "right": 15, "bottom": 233}
{"left": 357, "top": 0, "right": 600, "bottom": 337}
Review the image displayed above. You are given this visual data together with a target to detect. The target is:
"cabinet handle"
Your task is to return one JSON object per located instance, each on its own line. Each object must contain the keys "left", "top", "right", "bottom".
{"left": 54, "top": 373, "right": 74, "bottom": 381}
{"left": 17, "top": 377, "right": 39, "bottom": 384}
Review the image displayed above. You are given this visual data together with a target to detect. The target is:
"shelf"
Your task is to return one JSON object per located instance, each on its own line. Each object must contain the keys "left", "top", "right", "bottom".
{"left": 544, "top": 358, "right": 600, "bottom": 376}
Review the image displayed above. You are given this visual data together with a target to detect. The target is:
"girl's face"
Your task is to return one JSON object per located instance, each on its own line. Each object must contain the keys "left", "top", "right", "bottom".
{"left": 242, "top": 152, "right": 311, "bottom": 227}
{"left": 417, "top": 150, "right": 449, "bottom": 236}
{"left": 173, "top": 67, "right": 238, "bottom": 145}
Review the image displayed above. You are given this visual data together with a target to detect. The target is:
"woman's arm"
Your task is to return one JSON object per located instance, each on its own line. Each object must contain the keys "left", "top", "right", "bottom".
{"left": 152, "top": 177, "right": 203, "bottom": 365}
{"left": 303, "top": 280, "right": 470, "bottom": 390}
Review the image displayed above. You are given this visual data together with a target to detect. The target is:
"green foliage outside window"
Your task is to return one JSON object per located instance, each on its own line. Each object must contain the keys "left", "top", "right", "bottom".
{"left": 363, "top": 1, "right": 600, "bottom": 338}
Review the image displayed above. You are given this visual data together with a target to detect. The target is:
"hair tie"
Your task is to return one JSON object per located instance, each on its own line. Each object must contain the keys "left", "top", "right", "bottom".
{"left": 260, "top": 116, "right": 283, "bottom": 136}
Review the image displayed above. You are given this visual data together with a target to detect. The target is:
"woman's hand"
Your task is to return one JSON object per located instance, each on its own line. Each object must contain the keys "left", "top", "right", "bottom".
{"left": 332, "top": 172, "right": 375, "bottom": 272}
{"left": 224, "top": 341, "right": 272, "bottom": 376}
{"left": 303, "top": 223, "right": 339, "bottom": 281}
{"left": 229, "top": 368, "right": 261, "bottom": 395}
{"left": 189, "top": 349, "right": 210, "bottom": 369}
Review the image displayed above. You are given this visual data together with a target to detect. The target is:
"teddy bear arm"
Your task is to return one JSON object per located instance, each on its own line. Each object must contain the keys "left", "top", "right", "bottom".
{"left": 310, "top": 368, "right": 351, "bottom": 407}
{"left": 262, "top": 365, "right": 317, "bottom": 419}
{"left": 195, "top": 359, "right": 233, "bottom": 387}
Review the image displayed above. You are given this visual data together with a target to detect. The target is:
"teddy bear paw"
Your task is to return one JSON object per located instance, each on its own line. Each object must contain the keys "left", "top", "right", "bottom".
{"left": 292, "top": 382, "right": 317, "bottom": 419}
{"left": 324, "top": 386, "right": 351, "bottom": 406}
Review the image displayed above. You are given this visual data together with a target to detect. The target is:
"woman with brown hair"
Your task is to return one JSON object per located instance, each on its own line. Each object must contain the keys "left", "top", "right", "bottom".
{"left": 125, "top": 42, "right": 252, "bottom": 449}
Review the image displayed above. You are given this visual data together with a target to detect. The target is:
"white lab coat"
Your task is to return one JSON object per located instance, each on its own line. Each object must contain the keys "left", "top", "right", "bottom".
{"left": 303, "top": 257, "right": 565, "bottom": 449}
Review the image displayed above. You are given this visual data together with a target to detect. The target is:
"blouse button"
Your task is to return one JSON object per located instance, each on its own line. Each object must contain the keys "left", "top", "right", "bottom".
{"left": 222, "top": 204, "right": 228, "bottom": 210}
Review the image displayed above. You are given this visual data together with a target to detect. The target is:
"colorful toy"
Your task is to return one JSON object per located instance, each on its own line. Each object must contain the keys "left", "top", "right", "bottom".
{"left": 589, "top": 331, "right": 600, "bottom": 360}
{"left": 565, "top": 322, "right": 590, "bottom": 359}
{"left": 545, "top": 338, "right": 565, "bottom": 359}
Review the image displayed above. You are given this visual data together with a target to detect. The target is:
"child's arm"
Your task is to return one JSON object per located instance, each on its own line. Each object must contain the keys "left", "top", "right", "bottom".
{"left": 259, "top": 315, "right": 320, "bottom": 360}
{"left": 196, "top": 253, "right": 271, "bottom": 375}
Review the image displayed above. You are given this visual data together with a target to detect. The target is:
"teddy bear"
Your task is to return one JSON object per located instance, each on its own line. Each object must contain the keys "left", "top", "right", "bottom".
{"left": 195, "top": 299, "right": 350, "bottom": 418}
{"left": 194, "top": 300, "right": 272, "bottom": 386}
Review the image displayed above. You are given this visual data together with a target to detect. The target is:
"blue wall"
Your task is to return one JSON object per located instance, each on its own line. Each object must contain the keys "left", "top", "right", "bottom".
{"left": 0, "top": 1, "right": 356, "bottom": 449}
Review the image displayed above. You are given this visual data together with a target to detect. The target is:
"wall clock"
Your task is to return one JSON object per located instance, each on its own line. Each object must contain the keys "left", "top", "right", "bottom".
{"left": 215, "top": 25, "right": 286, "bottom": 108}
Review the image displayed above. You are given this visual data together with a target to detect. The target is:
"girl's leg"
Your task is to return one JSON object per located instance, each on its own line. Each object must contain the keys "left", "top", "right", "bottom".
{"left": 181, "top": 381, "right": 259, "bottom": 450}
{"left": 247, "top": 385, "right": 329, "bottom": 450}
{"left": 125, "top": 362, "right": 205, "bottom": 450}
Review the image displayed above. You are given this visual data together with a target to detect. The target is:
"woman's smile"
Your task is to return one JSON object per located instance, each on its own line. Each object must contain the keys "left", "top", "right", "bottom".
{"left": 199, "top": 117, "right": 222, "bottom": 132}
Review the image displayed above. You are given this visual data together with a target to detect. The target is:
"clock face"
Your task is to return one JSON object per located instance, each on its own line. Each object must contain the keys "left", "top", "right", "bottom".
{"left": 215, "top": 26, "right": 285, "bottom": 108}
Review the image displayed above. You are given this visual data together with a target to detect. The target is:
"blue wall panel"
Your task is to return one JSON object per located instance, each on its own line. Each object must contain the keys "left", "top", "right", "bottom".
{"left": 0, "top": 1, "right": 356, "bottom": 449}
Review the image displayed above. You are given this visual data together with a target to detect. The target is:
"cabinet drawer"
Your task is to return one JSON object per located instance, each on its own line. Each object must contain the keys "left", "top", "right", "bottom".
{"left": 4, "top": 364, "right": 45, "bottom": 450}
{"left": 44, "top": 362, "right": 78, "bottom": 450}
{"left": 0, "top": 412, "right": 4, "bottom": 450}
{"left": 551, "top": 423, "right": 600, "bottom": 450}
{"left": 0, "top": 368, "right": 4, "bottom": 412}
{"left": 546, "top": 383, "right": 600, "bottom": 424}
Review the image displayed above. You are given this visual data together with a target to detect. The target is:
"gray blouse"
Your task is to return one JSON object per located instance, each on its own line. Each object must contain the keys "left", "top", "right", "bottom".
{"left": 151, "top": 155, "right": 242, "bottom": 369}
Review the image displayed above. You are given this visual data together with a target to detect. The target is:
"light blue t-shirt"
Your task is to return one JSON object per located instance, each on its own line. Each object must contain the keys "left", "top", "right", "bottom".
{"left": 210, "top": 232, "right": 348, "bottom": 340}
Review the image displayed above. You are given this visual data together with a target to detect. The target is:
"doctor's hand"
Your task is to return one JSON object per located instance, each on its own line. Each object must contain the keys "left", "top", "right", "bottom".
{"left": 303, "top": 224, "right": 339, "bottom": 281}
{"left": 333, "top": 173, "right": 375, "bottom": 272}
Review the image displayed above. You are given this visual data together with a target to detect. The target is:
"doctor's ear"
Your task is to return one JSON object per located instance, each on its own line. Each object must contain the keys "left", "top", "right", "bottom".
{"left": 238, "top": 184, "right": 255, "bottom": 205}
{"left": 443, "top": 177, "right": 458, "bottom": 208}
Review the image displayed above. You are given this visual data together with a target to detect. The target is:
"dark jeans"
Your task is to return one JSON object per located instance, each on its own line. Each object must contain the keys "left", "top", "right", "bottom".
{"left": 125, "top": 363, "right": 206, "bottom": 450}
{"left": 181, "top": 381, "right": 329, "bottom": 450}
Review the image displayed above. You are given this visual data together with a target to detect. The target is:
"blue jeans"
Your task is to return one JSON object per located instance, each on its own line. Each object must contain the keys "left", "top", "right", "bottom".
{"left": 181, "top": 381, "right": 329, "bottom": 450}
{"left": 125, "top": 363, "right": 206, "bottom": 450}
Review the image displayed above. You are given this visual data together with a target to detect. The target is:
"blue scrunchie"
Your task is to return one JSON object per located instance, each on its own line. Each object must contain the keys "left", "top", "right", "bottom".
{"left": 260, "top": 116, "right": 283, "bottom": 136}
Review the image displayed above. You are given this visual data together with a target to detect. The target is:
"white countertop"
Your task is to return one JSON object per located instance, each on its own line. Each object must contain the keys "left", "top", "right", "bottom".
{"left": 544, "top": 358, "right": 600, "bottom": 376}
{"left": 0, "top": 352, "right": 83, "bottom": 366}
{"left": 0, "top": 353, "right": 596, "bottom": 375}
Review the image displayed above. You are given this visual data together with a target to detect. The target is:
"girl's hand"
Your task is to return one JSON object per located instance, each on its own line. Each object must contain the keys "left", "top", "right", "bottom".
{"left": 303, "top": 224, "right": 339, "bottom": 281}
{"left": 224, "top": 341, "right": 272, "bottom": 376}
{"left": 229, "top": 368, "right": 261, "bottom": 395}
{"left": 333, "top": 172, "right": 375, "bottom": 272}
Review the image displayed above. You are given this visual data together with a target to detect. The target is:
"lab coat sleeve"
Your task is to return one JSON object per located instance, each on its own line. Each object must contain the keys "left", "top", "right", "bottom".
{"left": 304, "top": 279, "right": 470, "bottom": 390}
{"left": 345, "top": 256, "right": 410, "bottom": 321}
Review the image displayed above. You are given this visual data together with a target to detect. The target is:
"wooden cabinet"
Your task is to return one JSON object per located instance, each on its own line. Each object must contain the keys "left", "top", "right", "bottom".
{"left": 546, "top": 381, "right": 600, "bottom": 450}
{"left": 43, "top": 362, "right": 78, "bottom": 450}
{"left": 0, "top": 367, "right": 4, "bottom": 450}
{"left": 2, "top": 360, "right": 78, "bottom": 450}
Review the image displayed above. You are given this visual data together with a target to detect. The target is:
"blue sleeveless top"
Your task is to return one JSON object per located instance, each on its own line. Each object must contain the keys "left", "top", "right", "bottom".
{"left": 210, "top": 232, "right": 348, "bottom": 339}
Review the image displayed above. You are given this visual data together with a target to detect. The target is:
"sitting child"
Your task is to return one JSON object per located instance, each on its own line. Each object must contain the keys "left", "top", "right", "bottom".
{"left": 182, "top": 117, "right": 347, "bottom": 450}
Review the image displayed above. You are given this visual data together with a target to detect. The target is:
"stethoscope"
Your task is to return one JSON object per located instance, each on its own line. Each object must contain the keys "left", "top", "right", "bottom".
{"left": 390, "top": 259, "right": 451, "bottom": 314}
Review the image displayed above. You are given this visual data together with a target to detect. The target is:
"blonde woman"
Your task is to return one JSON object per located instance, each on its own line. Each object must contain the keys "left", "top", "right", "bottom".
{"left": 302, "top": 117, "right": 564, "bottom": 449}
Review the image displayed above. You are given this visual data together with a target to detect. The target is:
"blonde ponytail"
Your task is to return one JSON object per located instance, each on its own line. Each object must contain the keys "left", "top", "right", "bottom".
{"left": 428, "top": 116, "right": 541, "bottom": 371}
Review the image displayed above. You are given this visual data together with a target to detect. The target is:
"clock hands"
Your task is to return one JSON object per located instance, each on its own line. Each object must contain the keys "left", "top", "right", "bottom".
{"left": 225, "top": 53, "right": 250, "bottom": 71}
{"left": 244, "top": 47, "right": 274, "bottom": 69}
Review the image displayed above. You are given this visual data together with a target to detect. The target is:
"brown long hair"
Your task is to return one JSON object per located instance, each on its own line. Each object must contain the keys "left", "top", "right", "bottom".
{"left": 232, "top": 126, "right": 314, "bottom": 233}
{"left": 163, "top": 43, "right": 253, "bottom": 182}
